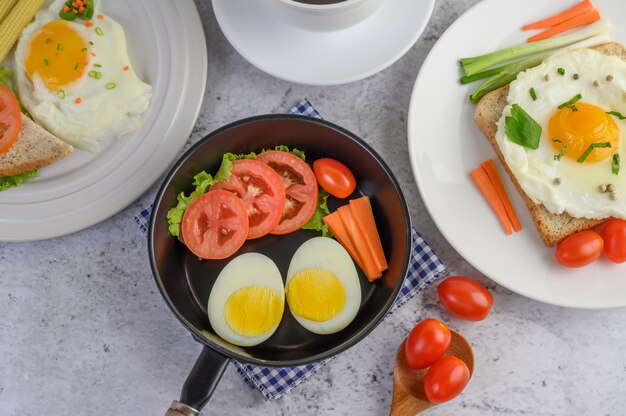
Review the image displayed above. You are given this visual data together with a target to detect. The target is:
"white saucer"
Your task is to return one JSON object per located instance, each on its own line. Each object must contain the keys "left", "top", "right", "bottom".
{"left": 212, "top": 0, "right": 435, "bottom": 86}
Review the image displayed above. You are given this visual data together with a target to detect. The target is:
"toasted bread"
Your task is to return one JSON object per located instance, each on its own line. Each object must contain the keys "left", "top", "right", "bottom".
{"left": 0, "top": 113, "right": 73, "bottom": 177}
{"left": 474, "top": 42, "right": 626, "bottom": 247}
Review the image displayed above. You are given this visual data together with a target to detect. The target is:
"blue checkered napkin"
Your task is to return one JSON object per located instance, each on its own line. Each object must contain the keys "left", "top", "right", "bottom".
{"left": 134, "top": 99, "right": 447, "bottom": 401}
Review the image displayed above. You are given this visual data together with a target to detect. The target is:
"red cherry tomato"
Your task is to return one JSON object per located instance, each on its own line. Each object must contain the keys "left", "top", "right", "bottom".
{"left": 404, "top": 318, "right": 451, "bottom": 370}
{"left": 423, "top": 356, "right": 470, "bottom": 404}
{"left": 602, "top": 219, "right": 626, "bottom": 263}
{"left": 256, "top": 151, "right": 318, "bottom": 234}
{"left": 437, "top": 276, "right": 493, "bottom": 321}
{"left": 0, "top": 86, "right": 22, "bottom": 156}
{"left": 555, "top": 230, "right": 604, "bottom": 268}
{"left": 312, "top": 158, "right": 356, "bottom": 199}
{"left": 212, "top": 159, "right": 286, "bottom": 239}
{"left": 181, "top": 190, "right": 249, "bottom": 259}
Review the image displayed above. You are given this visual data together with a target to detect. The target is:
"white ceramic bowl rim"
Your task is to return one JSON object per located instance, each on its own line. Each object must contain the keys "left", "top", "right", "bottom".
{"left": 277, "top": 0, "right": 365, "bottom": 10}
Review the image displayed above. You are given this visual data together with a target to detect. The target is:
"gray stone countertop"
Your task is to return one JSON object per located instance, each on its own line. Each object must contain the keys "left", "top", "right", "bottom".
{"left": 2, "top": 1, "right": 626, "bottom": 415}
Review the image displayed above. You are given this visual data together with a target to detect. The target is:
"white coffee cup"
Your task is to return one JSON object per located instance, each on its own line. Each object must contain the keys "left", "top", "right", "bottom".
{"left": 263, "top": 0, "right": 385, "bottom": 32}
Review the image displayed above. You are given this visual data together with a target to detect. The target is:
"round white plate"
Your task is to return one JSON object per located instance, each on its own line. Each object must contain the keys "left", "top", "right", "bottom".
{"left": 0, "top": 0, "right": 207, "bottom": 241}
{"left": 212, "top": 0, "right": 435, "bottom": 86}
{"left": 408, "top": 0, "right": 626, "bottom": 308}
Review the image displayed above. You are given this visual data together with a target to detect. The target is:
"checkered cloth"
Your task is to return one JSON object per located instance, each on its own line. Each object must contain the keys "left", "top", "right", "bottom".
{"left": 134, "top": 99, "right": 447, "bottom": 401}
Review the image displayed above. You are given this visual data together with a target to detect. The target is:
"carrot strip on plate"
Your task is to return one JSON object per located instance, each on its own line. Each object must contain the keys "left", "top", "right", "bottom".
{"left": 480, "top": 160, "right": 522, "bottom": 233}
{"left": 337, "top": 205, "right": 382, "bottom": 282}
{"left": 523, "top": 0, "right": 594, "bottom": 31}
{"left": 349, "top": 196, "right": 388, "bottom": 273}
{"left": 527, "top": 8, "right": 601, "bottom": 42}
{"left": 471, "top": 165, "right": 513, "bottom": 235}
{"left": 323, "top": 211, "right": 366, "bottom": 272}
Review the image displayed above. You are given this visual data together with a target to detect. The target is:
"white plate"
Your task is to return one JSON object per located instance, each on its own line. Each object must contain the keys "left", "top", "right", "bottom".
{"left": 408, "top": 0, "right": 626, "bottom": 308}
{"left": 0, "top": 0, "right": 207, "bottom": 241}
{"left": 212, "top": 0, "right": 434, "bottom": 86}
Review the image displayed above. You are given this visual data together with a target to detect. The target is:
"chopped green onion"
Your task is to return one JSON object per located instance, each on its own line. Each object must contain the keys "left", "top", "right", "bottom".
{"left": 529, "top": 87, "right": 537, "bottom": 101}
{"left": 95, "top": 27, "right": 104, "bottom": 36}
{"left": 81, "top": 47, "right": 87, "bottom": 53}
{"left": 552, "top": 139, "right": 566, "bottom": 161}
{"left": 74, "top": 62, "right": 79, "bottom": 70}
{"left": 613, "top": 154, "right": 621, "bottom": 175}
{"left": 567, "top": 105, "right": 578, "bottom": 112}
{"left": 57, "top": 90, "right": 66, "bottom": 99}
{"left": 56, "top": 43, "right": 63, "bottom": 51}
{"left": 105, "top": 82, "right": 116, "bottom": 90}
{"left": 558, "top": 94, "right": 582, "bottom": 109}
{"left": 43, "top": 59, "right": 49, "bottom": 66}
{"left": 88, "top": 70, "right": 97, "bottom": 78}
{"left": 94, "top": 64, "right": 102, "bottom": 68}
{"left": 95, "top": 71, "right": 102, "bottom": 80}
{"left": 577, "top": 142, "right": 612, "bottom": 163}
{"left": 45, "top": 38, "right": 52, "bottom": 44}
{"left": 557, "top": 68, "right": 565, "bottom": 75}
{"left": 607, "top": 111, "right": 626, "bottom": 120}
{"left": 89, "top": 41, "right": 94, "bottom": 46}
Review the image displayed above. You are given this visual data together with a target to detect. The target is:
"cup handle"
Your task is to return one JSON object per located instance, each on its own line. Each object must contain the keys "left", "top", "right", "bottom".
{"left": 164, "top": 346, "right": 231, "bottom": 416}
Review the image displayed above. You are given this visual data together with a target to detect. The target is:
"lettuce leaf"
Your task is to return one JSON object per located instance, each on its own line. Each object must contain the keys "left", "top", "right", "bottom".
{"left": 0, "top": 170, "right": 38, "bottom": 192}
{"left": 0, "top": 67, "right": 13, "bottom": 91}
{"left": 302, "top": 189, "right": 331, "bottom": 237}
{"left": 272, "top": 145, "right": 306, "bottom": 161}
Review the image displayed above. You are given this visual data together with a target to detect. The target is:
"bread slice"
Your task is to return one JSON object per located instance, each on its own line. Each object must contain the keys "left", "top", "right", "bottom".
{"left": 474, "top": 42, "right": 626, "bottom": 247}
{"left": 0, "top": 113, "right": 73, "bottom": 177}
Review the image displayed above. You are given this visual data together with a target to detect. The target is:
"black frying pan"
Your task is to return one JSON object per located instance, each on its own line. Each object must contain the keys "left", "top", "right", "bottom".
{"left": 149, "top": 114, "right": 411, "bottom": 416}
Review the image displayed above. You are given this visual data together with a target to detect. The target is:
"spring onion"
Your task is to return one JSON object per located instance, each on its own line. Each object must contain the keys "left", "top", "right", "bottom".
{"left": 529, "top": 87, "right": 537, "bottom": 101}
{"left": 553, "top": 139, "right": 566, "bottom": 161}
{"left": 607, "top": 111, "right": 626, "bottom": 120}
{"left": 577, "top": 142, "right": 611, "bottom": 163}
{"left": 613, "top": 154, "right": 621, "bottom": 175}
{"left": 558, "top": 94, "right": 582, "bottom": 109}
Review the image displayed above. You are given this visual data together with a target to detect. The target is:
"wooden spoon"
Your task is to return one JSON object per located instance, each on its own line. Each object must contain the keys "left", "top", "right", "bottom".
{"left": 390, "top": 329, "right": 474, "bottom": 416}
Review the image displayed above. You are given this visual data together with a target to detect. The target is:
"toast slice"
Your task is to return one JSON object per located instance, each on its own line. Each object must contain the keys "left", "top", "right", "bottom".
{"left": 474, "top": 42, "right": 626, "bottom": 247}
{"left": 0, "top": 113, "right": 73, "bottom": 177}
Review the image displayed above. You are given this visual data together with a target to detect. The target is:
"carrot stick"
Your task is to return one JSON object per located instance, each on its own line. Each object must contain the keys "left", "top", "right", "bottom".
{"left": 527, "top": 9, "right": 601, "bottom": 42}
{"left": 523, "top": 0, "right": 594, "bottom": 31}
{"left": 349, "top": 197, "right": 388, "bottom": 273}
{"left": 323, "top": 212, "right": 366, "bottom": 272}
{"left": 480, "top": 160, "right": 522, "bottom": 233}
{"left": 337, "top": 206, "right": 382, "bottom": 282}
{"left": 471, "top": 166, "right": 513, "bottom": 235}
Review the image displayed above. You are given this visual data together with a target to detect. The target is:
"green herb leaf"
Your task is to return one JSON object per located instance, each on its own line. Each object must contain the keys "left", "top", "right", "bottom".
{"left": 557, "top": 67, "right": 565, "bottom": 75}
{"left": 607, "top": 111, "right": 626, "bottom": 120}
{"left": 529, "top": 87, "right": 537, "bottom": 101}
{"left": 552, "top": 139, "right": 566, "bottom": 161}
{"left": 577, "top": 142, "right": 612, "bottom": 163}
{"left": 105, "top": 82, "right": 116, "bottom": 90}
{"left": 95, "top": 27, "right": 104, "bottom": 36}
{"left": 56, "top": 43, "right": 63, "bottom": 51}
{"left": 613, "top": 154, "right": 621, "bottom": 175}
{"left": 301, "top": 189, "right": 331, "bottom": 237}
{"left": 504, "top": 104, "right": 542, "bottom": 150}
{"left": 0, "top": 170, "right": 38, "bottom": 192}
{"left": 57, "top": 89, "right": 66, "bottom": 99}
{"left": 558, "top": 94, "right": 582, "bottom": 109}
{"left": 271, "top": 145, "right": 306, "bottom": 161}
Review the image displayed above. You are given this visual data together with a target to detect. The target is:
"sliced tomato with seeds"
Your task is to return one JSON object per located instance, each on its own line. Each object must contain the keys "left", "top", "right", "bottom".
{"left": 0, "top": 86, "right": 22, "bottom": 157}
{"left": 211, "top": 159, "right": 286, "bottom": 239}
{"left": 256, "top": 150, "right": 318, "bottom": 235}
{"left": 181, "top": 190, "right": 249, "bottom": 259}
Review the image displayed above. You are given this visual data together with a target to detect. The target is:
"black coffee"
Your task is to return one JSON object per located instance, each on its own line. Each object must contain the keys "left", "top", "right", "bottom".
{"left": 292, "top": 0, "right": 347, "bottom": 4}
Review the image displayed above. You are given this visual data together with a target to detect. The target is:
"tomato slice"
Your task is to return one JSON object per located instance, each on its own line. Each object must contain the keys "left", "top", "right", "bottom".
{"left": 212, "top": 159, "right": 286, "bottom": 239}
{"left": 181, "top": 190, "right": 249, "bottom": 259}
{"left": 256, "top": 151, "right": 318, "bottom": 235}
{"left": 0, "top": 86, "right": 22, "bottom": 157}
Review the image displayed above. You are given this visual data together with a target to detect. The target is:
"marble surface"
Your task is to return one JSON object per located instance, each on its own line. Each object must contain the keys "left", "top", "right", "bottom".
{"left": 1, "top": 1, "right": 626, "bottom": 415}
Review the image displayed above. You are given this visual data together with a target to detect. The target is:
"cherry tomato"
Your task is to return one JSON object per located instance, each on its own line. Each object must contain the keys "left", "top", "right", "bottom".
{"left": 256, "top": 151, "right": 318, "bottom": 234}
{"left": 555, "top": 230, "right": 604, "bottom": 268}
{"left": 423, "top": 356, "right": 470, "bottom": 404}
{"left": 0, "top": 86, "right": 22, "bottom": 156}
{"left": 437, "top": 276, "right": 493, "bottom": 321}
{"left": 212, "top": 159, "right": 286, "bottom": 239}
{"left": 313, "top": 158, "right": 356, "bottom": 199}
{"left": 181, "top": 190, "right": 249, "bottom": 259}
{"left": 404, "top": 318, "right": 451, "bottom": 370}
{"left": 602, "top": 219, "right": 626, "bottom": 263}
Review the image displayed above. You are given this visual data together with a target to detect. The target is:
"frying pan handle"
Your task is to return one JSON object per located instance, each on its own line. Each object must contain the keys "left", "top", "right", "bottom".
{"left": 164, "top": 346, "right": 231, "bottom": 416}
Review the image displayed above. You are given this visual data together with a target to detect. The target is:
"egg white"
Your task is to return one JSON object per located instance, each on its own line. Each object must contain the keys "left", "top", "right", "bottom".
{"left": 496, "top": 48, "right": 626, "bottom": 219}
{"left": 286, "top": 237, "right": 361, "bottom": 335}
{"left": 207, "top": 253, "right": 285, "bottom": 347}
{"left": 14, "top": 0, "right": 152, "bottom": 153}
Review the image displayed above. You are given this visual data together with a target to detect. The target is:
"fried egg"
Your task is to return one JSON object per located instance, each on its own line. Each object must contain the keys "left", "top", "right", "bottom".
{"left": 286, "top": 237, "right": 361, "bottom": 335}
{"left": 14, "top": 0, "right": 152, "bottom": 152}
{"left": 496, "top": 48, "right": 626, "bottom": 219}
{"left": 208, "top": 253, "right": 285, "bottom": 347}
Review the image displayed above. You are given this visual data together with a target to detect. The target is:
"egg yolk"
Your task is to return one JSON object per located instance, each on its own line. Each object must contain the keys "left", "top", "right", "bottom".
{"left": 224, "top": 286, "right": 283, "bottom": 337}
{"left": 286, "top": 268, "right": 345, "bottom": 322}
{"left": 25, "top": 20, "right": 88, "bottom": 91}
{"left": 548, "top": 102, "right": 620, "bottom": 162}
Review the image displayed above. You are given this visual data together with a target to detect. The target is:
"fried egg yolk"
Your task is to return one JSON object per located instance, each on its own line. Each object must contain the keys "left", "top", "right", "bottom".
{"left": 548, "top": 102, "right": 620, "bottom": 163}
{"left": 25, "top": 20, "right": 88, "bottom": 91}
{"left": 223, "top": 286, "right": 283, "bottom": 337}
{"left": 285, "top": 268, "right": 346, "bottom": 322}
